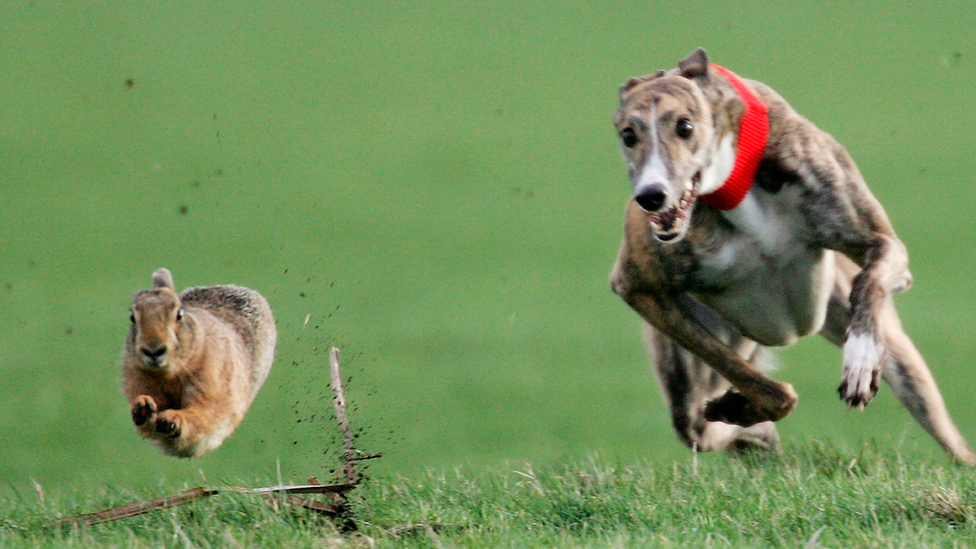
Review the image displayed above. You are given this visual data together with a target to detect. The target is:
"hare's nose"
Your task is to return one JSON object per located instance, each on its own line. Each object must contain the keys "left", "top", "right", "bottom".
{"left": 141, "top": 346, "right": 166, "bottom": 360}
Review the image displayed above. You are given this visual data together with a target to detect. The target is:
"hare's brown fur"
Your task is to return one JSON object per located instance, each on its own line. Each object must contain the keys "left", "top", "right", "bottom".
{"left": 122, "top": 268, "right": 276, "bottom": 458}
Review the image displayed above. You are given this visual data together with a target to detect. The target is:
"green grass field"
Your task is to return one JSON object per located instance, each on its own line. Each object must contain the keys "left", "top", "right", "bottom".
{"left": 3, "top": 443, "right": 976, "bottom": 547}
{"left": 1, "top": 1, "right": 976, "bottom": 541}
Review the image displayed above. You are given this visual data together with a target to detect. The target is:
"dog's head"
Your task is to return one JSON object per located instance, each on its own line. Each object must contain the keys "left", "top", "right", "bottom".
{"left": 614, "top": 48, "right": 729, "bottom": 243}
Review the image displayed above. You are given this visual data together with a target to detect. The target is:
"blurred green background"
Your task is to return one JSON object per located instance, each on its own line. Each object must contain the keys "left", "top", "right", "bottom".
{"left": 1, "top": 1, "right": 974, "bottom": 493}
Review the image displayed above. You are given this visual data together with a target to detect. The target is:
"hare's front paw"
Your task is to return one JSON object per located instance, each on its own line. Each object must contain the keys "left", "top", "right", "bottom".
{"left": 155, "top": 410, "right": 183, "bottom": 438}
{"left": 131, "top": 395, "right": 157, "bottom": 426}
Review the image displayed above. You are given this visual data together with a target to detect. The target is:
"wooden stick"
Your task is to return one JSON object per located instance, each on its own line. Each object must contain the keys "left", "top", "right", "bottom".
{"left": 284, "top": 495, "right": 343, "bottom": 516}
{"left": 241, "top": 483, "right": 356, "bottom": 495}
{"left": 58, "top": 483, "right": 356, "bottom": 527}
{"left": 348, "top": 453, "right": 383, "bottom": 462}
{"left": 329, "top": 347, "right": 358, "bottom": 484}
{"left": 59, "top": 487, "right": 219, "bottom": 527}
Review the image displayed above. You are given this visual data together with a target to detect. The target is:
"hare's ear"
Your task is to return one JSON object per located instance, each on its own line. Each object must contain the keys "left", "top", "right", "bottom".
{"left": 152, "top": 268, "right": 175, "bottom": 290}
{"left": 619, "top": 70, "right": 665, "bottom": 99}
{"left": 678, "top": 47, "right": 710, "bottom": 80}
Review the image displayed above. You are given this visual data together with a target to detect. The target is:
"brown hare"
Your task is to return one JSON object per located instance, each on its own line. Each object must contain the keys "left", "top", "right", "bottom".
{"left": 122, "top": 268, "right": 276, "bottom": 458}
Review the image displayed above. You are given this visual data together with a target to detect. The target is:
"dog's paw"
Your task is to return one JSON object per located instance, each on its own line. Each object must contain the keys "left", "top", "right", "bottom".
{"left": 155, "top": 411, "right": 183, "bottom": 438}
{"left": 705, "top": 383, "right": 798, "bottom": 426}
{"left": 705, "top": 392, "right": 774, "bottom": 427}
{"left": 839, "top": 332, "right": 885, "bottom": 409}
{"left": 131, "top": 395, "right": 157, "bottom": 426}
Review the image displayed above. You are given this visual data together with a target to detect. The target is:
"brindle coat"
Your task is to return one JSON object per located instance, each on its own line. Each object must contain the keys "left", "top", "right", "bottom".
{"left": 610, "top": 48, "right": 975, "bottom": 462}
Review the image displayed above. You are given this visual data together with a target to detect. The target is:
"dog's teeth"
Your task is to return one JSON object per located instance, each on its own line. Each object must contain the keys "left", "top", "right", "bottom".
{"left": 685, "top": 180, "right": 693, "bottom": 192}
{"left": 672, "top": 216, "right": 683, "bottom": 231}
{"left": 649, "top": 219, "right": 663, "bottom": 231}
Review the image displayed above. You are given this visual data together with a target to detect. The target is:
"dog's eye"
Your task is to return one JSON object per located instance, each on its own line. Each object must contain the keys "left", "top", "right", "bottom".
{"left": 676, "top": 118, "right": 693, "bottom": 139}
{"left": 619, "top": 128, "right": 638, "bottom": 148}
{"left": 176, "top": 309, "right": 184, "bottom": 321}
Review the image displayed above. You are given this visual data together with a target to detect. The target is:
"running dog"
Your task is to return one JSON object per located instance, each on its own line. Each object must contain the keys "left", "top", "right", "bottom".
{"left": 609, "top": 47, "right": 975, "bottom": 463}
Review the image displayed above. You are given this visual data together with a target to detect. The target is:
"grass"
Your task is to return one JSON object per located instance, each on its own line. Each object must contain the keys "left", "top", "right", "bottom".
{"left": 1, "top": 5, "right": 976, "bottom": 548}
{"left": 4, "top": 441, "right": 975, "bottom": 548}
{"left": 2, "top": 0, "right": 976, "bottom": 491}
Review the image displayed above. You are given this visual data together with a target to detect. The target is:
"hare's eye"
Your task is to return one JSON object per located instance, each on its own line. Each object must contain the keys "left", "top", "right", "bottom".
{"left": 129, "top": 312, "right": 136, "bottom": 324}
{"left": 176, "top": 309, "right": 184, "bottom": 321}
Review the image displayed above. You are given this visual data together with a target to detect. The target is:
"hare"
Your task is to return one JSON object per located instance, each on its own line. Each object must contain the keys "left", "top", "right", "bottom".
{"left": 122, "top": 268, "right": 277, "bottom": 458}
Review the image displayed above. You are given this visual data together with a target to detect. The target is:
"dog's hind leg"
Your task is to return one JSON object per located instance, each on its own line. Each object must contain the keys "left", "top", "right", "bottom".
{"left": 821, "top": 256, "right": 976, "bottom": 464}
{"left": 881, "top": 317, "right": 976, "bottom": 464}
{"left": 644, "top": 306, "right": 779, "bottom": 453}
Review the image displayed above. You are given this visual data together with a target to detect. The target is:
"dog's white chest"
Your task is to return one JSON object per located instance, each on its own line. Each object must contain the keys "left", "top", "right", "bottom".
{"left": 720, "top": 190, "right": 800, "bottom": 257}
{"left": 694, "top": 187, "right": 835, "bottom": 346}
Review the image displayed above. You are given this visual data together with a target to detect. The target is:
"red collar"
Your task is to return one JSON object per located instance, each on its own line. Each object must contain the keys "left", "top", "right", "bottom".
{"left": 699, "top": 64, "right": 769, "bottom": 210}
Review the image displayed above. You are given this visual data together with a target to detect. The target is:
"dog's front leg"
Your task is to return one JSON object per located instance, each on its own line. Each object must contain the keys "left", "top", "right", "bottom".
{"left": 837, "top": 232, "right": 911, "bottom": 408}
{"left": 784, "top": 131, "right": 913, "bottom": 409}
{"left": 612, "top": 275, "right": 797, "bottom": 425}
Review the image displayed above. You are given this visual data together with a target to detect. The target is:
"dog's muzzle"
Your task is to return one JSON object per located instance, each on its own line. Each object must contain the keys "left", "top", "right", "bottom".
{"left": 636, "top": 172, "right": 700, "bottom": 242}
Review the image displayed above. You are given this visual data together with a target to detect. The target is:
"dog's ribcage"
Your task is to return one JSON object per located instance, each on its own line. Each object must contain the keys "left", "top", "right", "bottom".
{"left": 690, "top": 184, "right": 836, "bottom": 347}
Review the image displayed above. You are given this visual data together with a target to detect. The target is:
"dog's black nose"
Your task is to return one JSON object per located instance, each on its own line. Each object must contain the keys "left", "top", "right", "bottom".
{"left": 635, "top": 185, "right": 667, "bottom": 212}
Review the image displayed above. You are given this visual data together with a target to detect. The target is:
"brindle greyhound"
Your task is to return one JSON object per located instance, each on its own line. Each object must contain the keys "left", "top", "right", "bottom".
{"left": 610, "top": 48, "right": 975, "bottom": 463}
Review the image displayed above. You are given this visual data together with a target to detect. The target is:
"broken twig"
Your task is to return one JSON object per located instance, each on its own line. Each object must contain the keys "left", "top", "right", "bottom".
{"left": 329, "top": 347, "right": 358, "bottom": 484}
{"left": 60, "top": 488, "right": 219, "bottom": 527}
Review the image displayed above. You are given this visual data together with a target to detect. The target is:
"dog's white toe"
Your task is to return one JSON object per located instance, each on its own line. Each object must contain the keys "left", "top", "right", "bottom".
{"left": 841, "top": 332, "right": 885, "bottom": 405}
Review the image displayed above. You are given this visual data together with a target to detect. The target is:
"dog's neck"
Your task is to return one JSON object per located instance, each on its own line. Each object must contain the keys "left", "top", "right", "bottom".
{"left": 698, "top": 65, "right": 768, "bottom": 211}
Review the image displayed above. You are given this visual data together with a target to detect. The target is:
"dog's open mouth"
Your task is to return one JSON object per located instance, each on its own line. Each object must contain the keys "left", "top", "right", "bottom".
{"left": 646, "top": 172, "right": 700, "bottom": 242}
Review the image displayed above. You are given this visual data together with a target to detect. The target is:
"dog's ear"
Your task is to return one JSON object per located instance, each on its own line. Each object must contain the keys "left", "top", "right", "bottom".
{"left": 678, "top": 48, "right": 710, "bottom": 80}
{"left": 618, "top": 70, "right": 665, "bottom": 98}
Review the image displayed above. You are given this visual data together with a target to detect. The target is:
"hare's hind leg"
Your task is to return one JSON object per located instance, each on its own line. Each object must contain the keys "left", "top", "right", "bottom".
{"left": 645, "top": 320, "right": 779, "bottom": 453}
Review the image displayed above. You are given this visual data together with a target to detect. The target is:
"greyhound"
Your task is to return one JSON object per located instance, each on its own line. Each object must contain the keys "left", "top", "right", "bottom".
{"left": 609, "top": 47, "right": 975, "bottom": 463}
